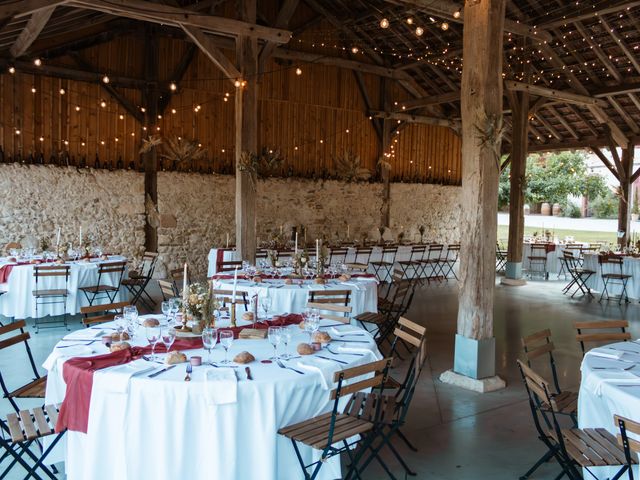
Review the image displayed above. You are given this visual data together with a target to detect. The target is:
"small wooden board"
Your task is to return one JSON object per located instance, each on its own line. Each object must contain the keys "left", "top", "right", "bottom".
{"left": 239, "top": 328, "right": 268, "bottom": 340}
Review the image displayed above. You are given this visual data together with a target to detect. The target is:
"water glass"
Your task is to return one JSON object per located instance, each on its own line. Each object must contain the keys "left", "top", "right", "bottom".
{"left": 124, "top": 305, "right": 138, "bottom": 325}
{"left": 268, "top": 326, "right": 282, "bottom": 360}
{"left": 161, "top": 327, "right": 176, "bottom": 354}
{"left": 161, "top": 301, "right": 171, "bottom": 323}
{"left": 146, "top": 327, "right": 161, "bottom": 361}
{"left": 202, "top": 327, "right": 218, "bottom": 363}
{"left": 219, "top": 330, "right": 234, "bottom": 364}
{"left": 281, "top": 326, "right": 294, "bottom": 359}
{"left": 260, "top": 296, "right": 271, "bottom": 320}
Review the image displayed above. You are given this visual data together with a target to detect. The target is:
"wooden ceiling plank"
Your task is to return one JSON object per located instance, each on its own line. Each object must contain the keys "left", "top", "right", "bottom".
{"left": 9, "top": 5, "right": 55, "bottom": 57}
{"left": 67, "top": 0, "right": 292, "bottom": 43}
{"left": 546, "top": 105, "right": 580, "bottom": 139}
{"left": 0, "top": 0, "right": 67, "bottom": 18}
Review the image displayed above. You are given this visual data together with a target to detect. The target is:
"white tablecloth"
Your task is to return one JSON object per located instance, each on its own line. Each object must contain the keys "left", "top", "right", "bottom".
{"left": 44, "top": 317, "right": 382, "bottom": 480}
{"left": 213, "top": 277, "right": 378, "bottom": 318}
{"left": 207, "top": 248, "right": 238, "bottom": 277}
{"left": 583, "top": 254, "right": 640, "bottom": 299}
{"left": 578, "top": 342, "right": 640, "bottom": 478}
{"left": 0, "top": 256, "right": 128, "bottom": 319}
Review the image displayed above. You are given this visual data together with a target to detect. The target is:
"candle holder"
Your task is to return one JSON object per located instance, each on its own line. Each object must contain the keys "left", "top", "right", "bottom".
{"left": 230, "top": 301, "right": 237, "bottom": 328}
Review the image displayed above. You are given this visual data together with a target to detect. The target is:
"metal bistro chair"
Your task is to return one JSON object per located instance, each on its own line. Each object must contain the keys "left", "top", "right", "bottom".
{"left": 345, "top": 247, "right": 374, "bottom": 272}
{"left": 159, "top": 279, "right": 179, "bottom": 301}
{"left": 79, "top": 261, "right": 127, "bottom": 306}
{"left": 561, "top": 251, "right": 594, "bottom": 299}
{"left": 218, "top": 261, "right": 243, "bottom": 273}
{"left": 370, "top": 246, "right": 398, "bottom": 283}
{"left": 308, "top": 289, "right": 352, "bottom": 324}
{"left": 278, "top": 358, "right": 392, "bottom": 480}
{"left": 496, "top": 243, "right": 508, "bottom": 273}
{"left": 574, "top": 320, "right": 631, "bottom": 356}
{"left": 170, "top": 267, "right": 191, "bottom": 296}
{"left": 419, "top": 243, "right": 444, "bottom": 285}
{"left": 527, "top": 244, "right": 549, "bottom": 280}
{"left": 211, "top": 289, "right": 249, "bottom": 313}
{"left": 328, "top": 247, "right": 349, "bottom": 265}
{"left": 397, "top": 245, "right": 426, "bottom": 284}
{"left": 121, "top": 252, "right": 159, "bottom": 311}
{"left": 81, "top": 301, "right": 131, "bottom": 328}
{"left": 614, "top": 415, "right": 640, "bottom": 479}
{"left": 440, "top": 244, "right": 460, "bottom": 280}
{"left": 557, "top": 244, "right": 583, "bottom": 278}
{"left": 599, "top": 255, "right": 632, "bottom": 304}
{"left": 32, "top": 265, "right": 70, "bottom": 332}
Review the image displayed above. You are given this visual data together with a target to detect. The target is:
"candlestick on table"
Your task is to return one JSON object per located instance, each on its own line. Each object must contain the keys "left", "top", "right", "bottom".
{"left": 347, "top": 224, "right": 350, "bottom": 239}
{"left": 79, "top": 226, "right": 82, "bottom": 246}
{"left": 226, "top": 233, "right": 229, "bottom": 248}
{"left": 56, "top": 227, "right": 61, "bottom": 249}
{"left": 183, "top": 263, "right": 188, "bottom": 300}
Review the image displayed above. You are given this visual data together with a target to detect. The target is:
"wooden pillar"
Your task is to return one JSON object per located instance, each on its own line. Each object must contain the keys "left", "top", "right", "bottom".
{"left": 235, "top": 0, "right": 258, "bottom": 263}
{"left": 505, "top": 89, "right": 529, "bottom": 280}
{"left": 618, "top": 143, "right": 634, "bottom": 247}
{"left": 447, "top": 0, "right": 507, "bottom": 386}
{"left": 143, "top": 28, "right": 159, "bottom": 253}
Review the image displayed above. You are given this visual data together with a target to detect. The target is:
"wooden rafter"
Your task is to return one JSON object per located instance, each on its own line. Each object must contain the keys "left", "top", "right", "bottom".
{"left": 372, "top": 110, "right": 459, "bottom": 130}
{"left": 504, "top": 81, "right": 608, "bottom": 108}
{"left": 538, "top": 1, "right": 640, "bottom": 30}
{"left": 182, "top": 25, "right": 240, "bottom": 84}
{"left": 393, "top": 91, "right": 460, "bottom": 112}
{"left": 258, "top": 0, "right": 298, "bottom": 68}
{"left": 591, "top": 146, "right": 621, "bottom": 180}
{"left": 10, "top": 6, "right": 56, "bottom": 58}
{"left": 0, "top": 0, "right": 66, "bottom": 18}
{"left": 65, "top": 0, "right": 292, "bottom": 43}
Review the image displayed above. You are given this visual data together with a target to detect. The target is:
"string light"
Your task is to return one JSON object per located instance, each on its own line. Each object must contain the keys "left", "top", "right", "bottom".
{"left": 75, "top": 106, "right": 80, "bottom": 111}
{"left": 234, "top": 79, "right": 242, "bottom": 88}
{"left": 14, "top": 129, "right": 20, "bottom": 135}
{"left": 39, "top": 137, "right": 44, "bottom": 142}
{"left": 119, "top": 114, "right": 124, "bottom": 120}
{"left": 31, "top": 87, "right": 36, "bottom": 93}
{"left": 441, "top": 22, "right": 449, "bottom": 31}
{"left": 59, "top": 88, "right": 65, "bottom": 95}
{"left": 33, "top": 58, "right": 41, "bottom": 66}
{"left": 415, "top": 27, "right": 424, "bottom": 36}
{"left": 102, "top": 75, "right": 110, "bottom": 84}
{"left": 351, "top": 46, "right": 359, "bottom": 54}
{"left": 406, "top": 17, "right": 413, "bottom": 25}
{"left": 100, "top": 100, "right": 107, "bottom": 108}
{"left": 380, "top": 18, "right": 389, "bottom": 29}
{"left": 295, "top": 67, "right": 302, "bottom": 75}
{"left": 453, "top": 9, "right": 461, "bottom": 19}
{"left": 170, "top": 82, "right": 177, "bottom": 91}
{"left": 8, "top": 67, "right": 15, "bottom": 74}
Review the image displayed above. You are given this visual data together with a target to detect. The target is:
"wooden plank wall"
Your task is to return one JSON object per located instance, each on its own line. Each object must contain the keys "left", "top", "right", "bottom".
{"left": 0, "top": 35, "right": 461, "bottom": 185}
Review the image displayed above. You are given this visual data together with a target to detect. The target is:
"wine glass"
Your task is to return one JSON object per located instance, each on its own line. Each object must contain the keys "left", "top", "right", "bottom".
{"left": 268, "top": 326, "right": 281, "bottom": 360}
{"left": 124, "top": 305, "right": 138, "bottom": 325}
{"left": 113, "top": 314, "right": 126, "bottom": 341}
{"left": 161, "top": 301, "right": 171, "bottom": 324}
{"left": 170, "top": 298, "right": 180, "bottom": 322}
{"left": 202, "top": 327, "right": 218, "bottom": 364}
{"left": 260, "top": 295, "right": 271, "bottom": 320}
{"left": 146, "top": 327, "right": 161, "bottom": 361}
{"left": 281, "top": 326, "right": 294, "bottom": 359}
{"left": 219, "top": 330, "right": 234, "bottom": 364}
{"left": 161, "top": 327, "right": 176, "bottom": 356}
{"left": 126, "top": 318, "right": 137, "bottom": 341}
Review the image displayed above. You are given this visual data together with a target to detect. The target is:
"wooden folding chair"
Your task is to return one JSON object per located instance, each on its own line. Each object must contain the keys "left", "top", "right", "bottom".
{"left": 574, "top": 320, "right": 631, "bottom": 355}
{"left": 528, "top": 244, "right": 549, "bottom": 280}
{"left": 32, "top": 265, "right": 70, "bottom": 332}
{"left": 306, "top": 302, "right": 352, "bottom": 324}
{"left": 121, "top": 251, "right": 158, "bottom": 311}
{"left": 212, "top": 289, "right": 249, "bottom": 312}
{"left": 158, "top": 279, "right": 179, "bottom": 301}
{"left": 599, "top": 255, "right": 632, "bottom": 304}
{"left": 0, "top": 404, "right": 65, "bottom": 480}
{"left": 308, "top": 289, "right": 351, "bottom": 306}
{"left": 345, "top": 247, "right": 373, "bottom": 272}
{"left": 615, "top": 415, "right": 640, "bottom": 478}
{"left": 79, "top": 261, "right": 127, "bottom": 306}
{"left": 278, "top": 358, "right": 392, "bottom": 480}
{"left": 218, "top": 261, "right": 243, "bottom": 273}
{"left": 329, "top": 247, "right": 349, "bottom": 265}
{"left": 170, "top": 267, "right": 191, "bottom": 295}
{"left": 81, "top": 301, "right": 130, "bottom": 327}
{"left": 0, "top": 321, "right": 47, "bottom": 414}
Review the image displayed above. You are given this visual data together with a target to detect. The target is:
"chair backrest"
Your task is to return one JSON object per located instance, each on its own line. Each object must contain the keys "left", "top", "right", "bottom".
{"left": 306, "top": 302, "right": 352, "bottom": 324}
{"left": 138, "top": 251, "right": 159, "bottom": 278}
{"left": 255, "top": 249, "right": 268, "bottom": 260}
{"left": 516, "top": 359, "right": 560, "bottom": 434}
{"left": 308, "top": 289, "right": 351, "bottom": 306}
{"left": 95, "top": 261, "right": 127, "bottom": 290}
{"left": 331, "top": 358, "right": 392, "bottom": 401}
{"left": 81, "top": 300, "right": 130, "bottom": 327}
{"left": 158, "top": 279, "right": 178, "bottom": 301}
{"left": 615, "top": 414, "right": 640, "bottom": 469}
{"left": 574, "top": 320, "right": 631, "bottom": 355}
{"left": 427, "top": 244, "right": 443, "bottom": 260}
{"left": 218, "top": 261, "right": 243, "bottom": 273}
{"left": 0, "top": 321, "right": 40, "bottom": 396}
{"left": 600, "top": 254, "right": 624, "bottom": 268}
{"left": 212, "top": 289, "right": 249, "bottom": 305}
{"left": 170, "top": 268, "right": 190, "bottom": 293}
{"left": 410, "top": 245, "right": 427, "bottom": 260}
{"left": 392, "top": 321, "right": 427, "bottom": 421}
{"left": 530, "top": 244, "right": 548, "bottom": 255}
{"left": 521, "top": 329, "right": 562, "bottom": 394}
{"left": 445, "top": 244, "right": 460, "bottom": 261}
{"left": 329, "top": 247, "right": 349, "bottom": 263}
{"left": 33, "top": 265, "right": 70, "bottom": 290}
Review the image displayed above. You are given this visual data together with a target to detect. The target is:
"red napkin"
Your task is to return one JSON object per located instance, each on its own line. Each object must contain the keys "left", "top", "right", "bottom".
{"left": 56, "top": 338, "right": 202, "bottom": 434}
{"left": 0, "top": 262, "right": 31, "bottom": 283}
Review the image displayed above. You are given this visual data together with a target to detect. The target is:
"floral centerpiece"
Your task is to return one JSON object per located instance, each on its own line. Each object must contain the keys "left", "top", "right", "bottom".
{"left": 317, "top": 244, "right": 330, "bottom": 276}
{"left": 292, "top": 249, "right": 310, "bottom": 276}
{"left": 183, "top": 282, "right": 219, "bottom": 331}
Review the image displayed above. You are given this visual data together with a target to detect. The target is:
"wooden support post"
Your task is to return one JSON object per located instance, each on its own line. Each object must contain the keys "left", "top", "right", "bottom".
{"left": 142, "top": 27, "right": 159, "bottom": 253}
{"left": 505, "top": 42, "right": 529, "bottom": 281}
{"left": 379, "top": 78, "right": 391, "bottom": 228}
{"left": 235, "top": 0, "right": 258, "bottom": 263}
{"left": 441, "top": 0, "right": 507, "bottom": 391}
{"left": 618, "top": 143, "right": 634, "bottom": 247}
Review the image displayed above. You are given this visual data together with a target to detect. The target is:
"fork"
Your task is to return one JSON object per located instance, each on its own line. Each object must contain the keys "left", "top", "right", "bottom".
{"left": 276, "top": 359, "right": 305, "bottom": 375}
{"left": 327, "top": 347, "right": 364, "bottom": 357}
{"left": 184, "top": 364, "right": 192, "bottom": 381}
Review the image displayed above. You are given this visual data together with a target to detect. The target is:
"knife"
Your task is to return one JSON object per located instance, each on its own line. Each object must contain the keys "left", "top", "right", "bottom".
{"left": 336, "top": 339, "right": 370, "bottom": 344}
{"left": 245, "top": 366, "right": 253, "bottom": 380}
{"left": 148, "top": 365, "right": 176, "bottom": 378}
{"left": 317, "top": 355, "right": 348, "bottom": 365}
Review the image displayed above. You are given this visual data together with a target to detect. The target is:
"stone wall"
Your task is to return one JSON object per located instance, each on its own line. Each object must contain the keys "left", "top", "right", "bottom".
{"left": 0, "top": 164, "right": 461, "bottom": 278}
{"left": 0, "top": 164, "right": 145, "bottom": 260}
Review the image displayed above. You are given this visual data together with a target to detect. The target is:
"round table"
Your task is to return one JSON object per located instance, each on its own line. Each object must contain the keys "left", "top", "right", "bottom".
{"left": 578, "top": 341, "right": 640, "bottom": 478}
{"left": 212, "top": 276, "right": 378, "bottom": 319}
{"left": 583, "top": 253, "right": 640, "bottom": 300}
{"left": 43, "top": 315, "right": 382, "bottom": 480}
{"left": 0, "top": 255, "right": 128, "bottom": 319}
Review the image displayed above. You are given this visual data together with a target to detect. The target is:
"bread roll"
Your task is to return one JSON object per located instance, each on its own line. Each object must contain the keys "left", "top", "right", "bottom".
{"left": 338, "top": 274, "right": 351, "bottom": 282}
{"left": 297, "top": 343, "right": 315, "bottom": 355}
{"left": 142, "top": 318, "right": 160, "bottom": 327}
{"left": 314, "top": 278, "right": 326, "bottom": 285}
{"left": 312, "top": 331, "right": 332, "bottom": 344}
{"left": 165, "top": 351, "right": 187, "bottom": 365}
{"left": 298, "top": 321, "right": 306, "bottom": 330}
{"left": 233, "top": 351, "right": 255, "bottom": 364}
{"left": 252, "top": 276, "right": 262, "bottom": 283}
{"left": 242, "top": 312, "right": 254, "bottom": 322}
{"left": 110, "top": 342, "right": 130, "bottom": 353}
{"left": 111, "top": 331, "right": 130, "bottom": 341}
{"left": 284, "top": 278, "right": 293, "bottom": 285}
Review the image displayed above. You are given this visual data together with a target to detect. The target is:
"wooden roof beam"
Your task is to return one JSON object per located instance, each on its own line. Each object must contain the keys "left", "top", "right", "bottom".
{"left": 0, "top": 0, "right": 66, "bottom": 18}
{"left": 591, "top": 146, "right": 621, "bottom": 180}
{"left": 258, "top": 0, "right": 298, "bottom": 68}
{"left": 592, "top": 82, "right": 640, "bottom": 97}
{"left": 393, "top": 91, "right": 460, "bottom": 112}
{"left": 504, "top": 80, "right": 608, "bottom": 108}
{"left": 9, "top": 5, "right": 55, "bottom": 58}
{"left": 372, "top": 110, "right": 459, "bottom": 130}
{"left": 527, "top": 137, "right": 609, "bottom": 152}
{"left": 181, "top": 25, "right": 240, "bottom": 85}
{"left": 66, "top": 0, "right": 292, "bottom": 43}
{"left": 538, "top": 1, "right": 640, "bottom": 30}
{"left": 386, "top": 0, "right": 552, "bottom": 42}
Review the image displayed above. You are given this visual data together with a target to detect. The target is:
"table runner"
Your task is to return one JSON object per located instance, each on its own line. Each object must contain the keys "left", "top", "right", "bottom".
{"left": 58, "top": 314, "right": 302, "bottom": 433}
{"left": 211, "top": 273, "right": 376, "bottom": 280}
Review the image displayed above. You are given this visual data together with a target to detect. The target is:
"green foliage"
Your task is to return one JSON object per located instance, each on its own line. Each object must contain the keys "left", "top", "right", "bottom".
{"left": 563, "top": 202, "right": 581, "bottom": 218}
{"left": 591, "top": 189, "right": 619, "bottom": 219}
{"left": 498, "top": 151, "right": 609, "bottom": 212}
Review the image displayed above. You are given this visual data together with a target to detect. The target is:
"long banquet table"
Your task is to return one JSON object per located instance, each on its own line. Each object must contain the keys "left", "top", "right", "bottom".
{"left": 44, "top": 315, "right": 382, "bottom": 480}
{"left": 0, "top": 255, "right": 128, "bottom": 319}
{"left": 212, "top": 276, "right": 378, "bottom": 318}
{"left": 578, "top": 342, "right": 640, "bottom": 479}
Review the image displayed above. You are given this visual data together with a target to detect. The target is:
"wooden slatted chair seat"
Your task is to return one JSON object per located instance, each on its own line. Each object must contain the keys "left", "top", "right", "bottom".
{"left": 279, "top": 413, "right": 374, "bottom": 450}
{"left": 81, "top": 300, "right": 131, "bottom": 327}
{"left": 8, "top": 376, "right": 47, "bottom": 399}
{"left": 549, "top": 428, "right": 631, "bottom": 468}
{"left": 354, "top": 312, "right": 385, "bottom": 325}
{"left": 603, "top": 273, "right": 631, "bottom": 280}
{"left": 32, "top": 288, "right": 68, "bottom": 297}
{"left": 7, "top": 405, "right": 60, "bottom": 444}
{"left": 79, "top": 284, "right": 117, "bottom": 294}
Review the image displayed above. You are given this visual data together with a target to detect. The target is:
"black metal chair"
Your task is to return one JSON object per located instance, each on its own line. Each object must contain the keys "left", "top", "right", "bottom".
{"left": 79, "top": 261, "right": 127, "bottom": 306}
{"left": 370, "top": 246, "right": 398, "bottom": 283}
{"left": 527, "top": 244, "right": 549, "bottom": 280}
{"left": 328, "top": 247, "right": 349, "bottom": 265}
{"left": 121, "top": 251, "right": 158, "bottom": 311}
{"left": 615, "top": 415, "right": 640, "bottom": 478}
{"left": 278, "top": 358, "right": 392, "bottom": 480}
{"left": 599, "top": 255, "right": 632, "bottom": 304}
{"left": 440, "top": 244, "right": 460, "bottom": 280}
{"left": 0, "top": 320, "right": 47, "bottom": 414}
{"left": 396, "top": 245, "right": 426, "bottom": 283}
{"left": 419, "top": 243, "right": 444, "bottom": 284}
{"left": 0, "top": 404, "right": 65, "bottom": 480}
{"left": 574, "top": 320, "right": 631, "bottom": 356}
{"left": 32, "top": 265, "right": 70, "bottom": 332}
{"left": 561, "top": 251, "right": 594, "bottom": 298}
{"left": 158, "top": 279, "right": 179, "bottom": 301}
{"left": 81, "top": 300, "right": 131, "bottom": 328}
{"left": 495, "top": 243, "right": 507, "bottom": 273}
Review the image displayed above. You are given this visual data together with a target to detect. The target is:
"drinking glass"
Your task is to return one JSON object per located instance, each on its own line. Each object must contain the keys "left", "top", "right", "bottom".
{"left": 219, "top": 330, "right": 234, "bottom": 364}
{"left": 161, "top": 327, "right": 176, "bottom": 355}
{"left": 268, "top": 326, "right": 281, "bottom": 360}
{"left": 113, "top": 314, "right": 126, "bottom": 340}
{"left": 124, "top": 305, "right": 138, "bottom": 325}
{"left": 281, "top": 326, "right": 294, "bottom": 359}
{"left": 170, "top": 298, "right": 180, "bottom": 322}
{"left": 126, "top": 318, "right": 137, "bottom": 341}
{"left": 260, "top": 295, "right": 271, "bottom": 320}
{"left": 161, "top": 301, "right": 171, "bottom": 323}
{"left": 202, "top": 327, "right": 218, "bottom": 363}
{"left": 146, "top": 327, "right": 161, "bottom": 361}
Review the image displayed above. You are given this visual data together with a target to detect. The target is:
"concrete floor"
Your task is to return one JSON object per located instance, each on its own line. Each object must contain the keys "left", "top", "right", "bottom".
{"left": 1, "top": 276, "right": 637, "bottom": 479}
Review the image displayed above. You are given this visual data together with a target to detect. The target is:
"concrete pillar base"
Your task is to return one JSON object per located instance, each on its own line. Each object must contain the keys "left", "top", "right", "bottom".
{"left": 439, "top": 369, "right": 506, "bottom": 393}
{"left": 453, "top": 334, "right": 495, "bottom": 379}
{"left": 501, "top": 277, "right": 527, "bottom": 286}
{"left": 505, "top": 261, "right": 522, "bottom": 279}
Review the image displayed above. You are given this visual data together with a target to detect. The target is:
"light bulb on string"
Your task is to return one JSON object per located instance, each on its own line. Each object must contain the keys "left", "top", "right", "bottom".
{"left": 102, "top": 75, "right": 110, "bottom": 84}
{"left": 407, "top": 17, "right": 413, "bottom": 25}
{"left": 8, "top": 67, "right": 15, "bottom": 74}
{"left": 100, "top": 100, "right": 107, "bottom": 108}
{"left": 234, "top": 79, "right": 242, "bottom": 88}
{"left": 453, "top": 9, "right": 461, "bottom": 18}
{"left": 33, "top": 58, "right": 42, "bottom": 66}
{"left": 59, "top": 88, "right": 65, "bottom": 95}
{"left": 441, "top": 22, "right": 449, "bottom": 31}
{"left": 351, "top": 46, "right": 359, "bottom": 54}
{"left": 295, "top": 67, "right": 302, "bottom": 75}
{"left": 380, "top": 18, "right": 389, "bottom": 28}
{"left": 415, "top": 27, "right": 424, "bottom": 36}
{"left": 170, "top": 82, "right": 177, "bottom": 91}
